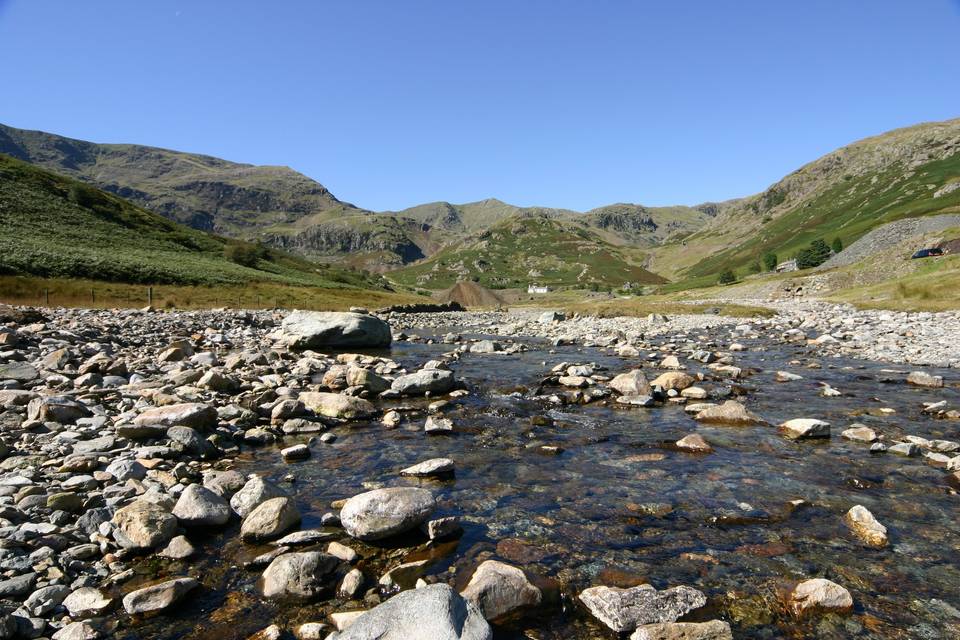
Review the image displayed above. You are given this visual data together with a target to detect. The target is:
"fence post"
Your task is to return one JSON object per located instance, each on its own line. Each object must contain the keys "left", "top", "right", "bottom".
{"left": 147, "top": 287, "right": 153, "bottom": 307}
{"left": 44, "top": 289, "right": 49, "bottom": 306}
{"left": 91, "top": 289, "right": 95, "bottom": 305}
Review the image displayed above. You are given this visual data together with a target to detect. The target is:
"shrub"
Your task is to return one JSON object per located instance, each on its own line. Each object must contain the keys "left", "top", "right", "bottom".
{"left": 763, "top": 252, "right": 778, "bottom": 271}
{"left": 832, "top": 237, "right": 843, "bottom": 253}
{"left": 718, "top": 270, "right": 737, "bottom": 285}
{"left": 224, "top": 244, "right": 260, "bottom": 268}
{"left": 796, "top": 239, "right": 832, "bottom": 269}
{"left": 749, "top": 262, "right": 762, "bottom": 273}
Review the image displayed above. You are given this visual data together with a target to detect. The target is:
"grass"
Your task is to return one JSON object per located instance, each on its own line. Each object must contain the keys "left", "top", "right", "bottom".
{"left": 828, "top": 254, "right": 960, "bottom": 312}
{"left": 0, "top": 275, "right": 424, "bottom": 311}
{"left": 563, "top": 297, "right": 776, "bottom": 319}
{"left": 390, "top": 216, "right": 664, "bottom": 290}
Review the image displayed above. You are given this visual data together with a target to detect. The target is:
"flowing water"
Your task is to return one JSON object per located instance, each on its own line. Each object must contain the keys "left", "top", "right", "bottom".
{"left": 124, "top": 325, "right": 960, "bottom": 639}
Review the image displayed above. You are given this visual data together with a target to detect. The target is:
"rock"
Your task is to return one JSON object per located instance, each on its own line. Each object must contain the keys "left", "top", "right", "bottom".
{"left": 461, "top": 560, "right": 542, "bottom": 621}
{"left": 52, "top": 622, "right": 101, "bottom": 640}
{"left": 630, "top": 621, "right": 733, "bottom": 640}
{"left": 470, "top": 340, "right": 502, "bottom": 354}
{"left": 241, "top": 497, "right": 301, "bottom": 541}
{"left": 780, "top": 418, "right": 831, "bottom": 440}
{"left": 281, "top": 444, "right": 311, "bottom": 461}
{"left": 327, "top": 541, "right": 359, "bottom": 563}
{"left": 694, "top": 401, "right": 766, "bottom": 426}
{"left": 790, "top": 578, "right": 853, "bottom": 616}
{"left": 281, "top": 311, "right": 391, "bottom": 349}
{"left": 0, "top": 362, "right": 38, "bottom": 382}
{"left": 400, "top": 458, "right": 455, "bottom": 477}
{"left": 346, "top": 367, "right": 391, "bottom": 393}
{"left": 273, "top": 529, "right": 338, "bottom": 547}
{"left": 299, "top": 392, "right": 376, "bottom": 419}
{"left": 112, "top": 500, "right": 177, "bottom": 550}
{"left": 133, "top": 403, "right": 217, "bottom": 430}
{"left": 888, "top": 442, "right": 920, "bottom": 457}
{"left": 295, "top": 623, "right": 329, "bottom": 640}
{"left": 261, "top": 551, "right": 339, "bottom": 599}
{"left": 609, "top": 370, "right": 651, "bottom": 397}
{"left": 247, "top": 625, "right": 283, "bottom": 640}
{"left": 335, "top": 583, "right": 491, "bottom": 640}
{"left": 204, "top": 469, "right": 247, "bottom": 498}
{"left": 230, "top": 475, "right": 287, "bottom": 517}
{"left": 578, "top": 584, "right": 707, "bottom": 633}
{"left": 907, "top": 371, "right": 944, "bottom": 388}
{"left": 425, "top": 416, "right": 454, "bottom": 434}
{"left": 391, "top": 369, "right": 456, "bottom": 395}
{"left": 122, "top": 577, "right": 199, "bottom": 614}
{"left": 660, "top": 356, "right": 682, "bottom": 369}
{"left": 24, "top": 584, "right": 69, "bottom": 616}
{"left": 650, "top": 372, "right": 695, "bottom": 391}
{"left": 776, "top": 371, "right": 804, "bottom": 382}
{"left": 158, "top": 535, "right": 196, "bottom": 559}
{"left": 675, "top": 434, "right": 713, "bottom": 453}
{"left": 841, "top": 424, "right": 877, "bottom": 442}
{"left": 844, "top": 505, "right": 888, "bottom": 547}
{"left": 0, "top": 572, "right": 35, "bottom": 597}
{"left": 27, "top": 395, "right": 91, "bottom": 424}
{"left": 339, "top": 567, "right": 365, "bottom": 598}
{"left": 379, "top": 559, "right": 431, "bottom": 590}
{"left": 424, "top": 516, "right": 462, "bottom": 540}
{"left": 617, "top": 395, "right": 655, "bottom": 407}
{"left": 340, "top": 487, "right": 436, "bottom": 541}
{"left": 173, "top": 484, "right": 231, "bottom": 527}
{"left": 63, "top": 587, "right": 113, "bottom": 618}
{"left": 538, "top": 311, "right": 565, "bottom": 323}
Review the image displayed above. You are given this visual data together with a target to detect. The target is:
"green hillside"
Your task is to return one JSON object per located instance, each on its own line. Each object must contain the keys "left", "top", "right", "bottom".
{"left": 389, "top": 215, "right": 665, "bottom": 290}
{"left": 0, "top": 152, "right": 394, "bottom": 291}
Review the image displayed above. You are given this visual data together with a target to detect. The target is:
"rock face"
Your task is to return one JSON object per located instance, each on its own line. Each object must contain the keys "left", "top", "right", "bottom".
{"left": 630, "top": 621, "right": 733, "bottom": 640}
{"left": 844, "top": 505, "right": 888, "bottom": 547}
{"left": 780, "top": 418, "right": 831, "bottom": 440}
{"left": 578, "top": 584, "right": 707, "bottom": 633}
{"left": 340, "top": 487, "right": 436, "bottom": 541}
{"left": 112, "top": 500, "right": 177, "bottom": 550}
{"left": 173, "top": 484, "right": 231, "bottom": 527}
{"left": 241, "top": 497, "right": 302, "bottom": 541}
{"left": 122, "top": 577, "right": 199, "bottom": 614}
{"left": 610, "top": 370, "right": 651, "bottom": 397}
{"left": 461, "top": 560, "right": 542, "bottom": 621}
{"left": 391, "top": 369, "right": 456, "bottom": 395}
{"left": 694, "top": 401, "right": 765, "bottom": 426}
{"left": 299, "top": 392, "right": 376, "bottom": 419}
{"left": 335, "top": 583, "right": 492, "bottom": 640}
{"left": 790, "top": 578, "right": 853, "bottom": 616}
{"left": 261, "top": 551, "right": 339, "bottom": 599}
{"left": 281, "top": 311, "right": 391, "bottom": 349}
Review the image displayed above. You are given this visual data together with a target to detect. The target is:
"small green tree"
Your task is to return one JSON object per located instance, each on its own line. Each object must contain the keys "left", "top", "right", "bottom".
{"left": 225, "top": 244, "right": 260, "bottom": 268}
{"left": 718, "top": 270, "right": 736, "bottom": 285}
{"left": 763, "top": 252, "right": 778, "bottom": 271}
{"left": 796, "top": 239, "right": 832, "bottom": 269}
{"left": 831, "top": 237, "right": 843, "bottom": 253}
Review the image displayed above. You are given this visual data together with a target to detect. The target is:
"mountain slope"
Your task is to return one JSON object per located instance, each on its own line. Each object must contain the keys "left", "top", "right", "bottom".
{"left": 389, "top": 215, "right": 665, "bottom": 290}
{"left": 650, "top": 118, "right": 960, "bottom": 282}
{"left": 0, "top": 152, "right": 394, "bottom": 292}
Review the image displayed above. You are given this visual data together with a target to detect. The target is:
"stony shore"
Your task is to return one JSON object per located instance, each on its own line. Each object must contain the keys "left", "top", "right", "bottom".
{"left": 0, "top": 302, "right": 956, "bottom": 639}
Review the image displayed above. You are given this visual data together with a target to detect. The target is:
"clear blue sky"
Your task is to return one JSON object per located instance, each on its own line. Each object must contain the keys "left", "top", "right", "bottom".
{"left": 2, "top": 1, "right": 959, "bottom": 212}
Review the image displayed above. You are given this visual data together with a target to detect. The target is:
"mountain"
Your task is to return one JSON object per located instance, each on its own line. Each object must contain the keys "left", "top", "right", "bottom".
{"left": 650, "top": 118, "right": 960, "bottom": 284}
{"left": 389, "top": 215, "right": 665, "bottom": 290}
{"left": 0, "top": 152, "right": 395, "bottom": 294}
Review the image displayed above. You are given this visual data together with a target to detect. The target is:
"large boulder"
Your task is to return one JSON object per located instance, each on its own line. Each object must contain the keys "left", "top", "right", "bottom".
{"left": 461, "top": 560, "right": 542, "bottom": 621}
{"left": 340, "top": 487, "right": 436, "bottom": 541}
{"left": 241, "top": 497, "right": 301, "bottom": 541}
{"left": 122, "top": 577, "right": 199, "bottom": 614}
{"left": 261, "top": 551, "right": 340, "bottom": 599}
{"left": 336, "top": 583, "right": 491, "bottom": 640}
{"left": 112, "top": 500, "right": 177, "bottom": 550}
{"left": 281, "top": 311, "right": 391, "bottom": 350}
{"left": 610, "top": 371, "right": 651, "bottom": 397}
{"left": 694, "top": 401, "right": 766, "bottom": 426}
{"left": 299, "top": 392, "right": 376, "bottom": 419}
{"left": 579, "top": 584, "right": 707, "bottom": 633}
{"left": 172, "top": 484, "right": 231, "bottom": 527}
{"left": 133, "top": 403, "right": 217, "bottom": 430}
{"left": 391, "top": 369, "right": 456, "bottom": 395}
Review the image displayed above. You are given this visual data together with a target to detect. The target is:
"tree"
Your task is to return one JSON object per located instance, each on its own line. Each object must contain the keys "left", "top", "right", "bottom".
{"left": 763, "top": 252, "right": 778, "bottom": 271}
{"left": 224, "top": 244, "right": 260, "bottom": 268}
{"left": 832, "top": 237, "right": 843, "bottom": 253}
{"left": 795, "top": 239, "right": 832, "bottom": 269}
{"left": 718, "top": 270, "right": 736, "bottom": 285}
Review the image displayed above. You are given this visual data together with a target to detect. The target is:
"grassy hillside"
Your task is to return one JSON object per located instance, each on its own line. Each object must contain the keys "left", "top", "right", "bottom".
{"left": 650, "top": 118, "right": 960, "bottom": 285}
{"left": 0, "top": 153, "right": 413, "bottom": 301}
{"left": 389, "top": 215, "right": 665, "bottom": 290}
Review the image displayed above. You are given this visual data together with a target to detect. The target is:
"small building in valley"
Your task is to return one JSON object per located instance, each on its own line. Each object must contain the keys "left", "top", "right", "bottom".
{"left": 527, "top": 284, "right": 550, "bottom": 294}
{"left": 776, "top": 259, "right": 798, "bottom": 273}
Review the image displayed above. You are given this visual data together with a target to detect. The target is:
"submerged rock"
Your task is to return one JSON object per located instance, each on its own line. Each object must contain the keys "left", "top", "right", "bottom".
{"left": 579, "top": 584, "right": 707, "bottom": 633}
{"left": 630, "top": 620, "right": 733, "bottom": 640}
{"left": 844, "top": 505, "right": 888, "bottom": 547}
{"left": 694, "top": 401, "right": 765, "bottom": 426}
